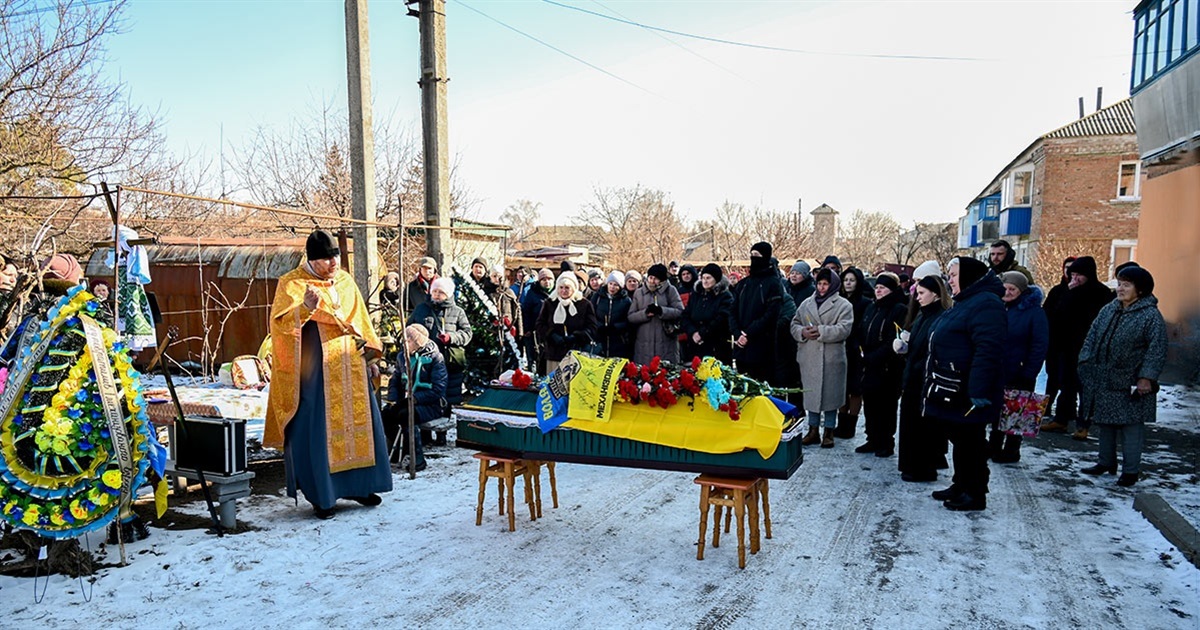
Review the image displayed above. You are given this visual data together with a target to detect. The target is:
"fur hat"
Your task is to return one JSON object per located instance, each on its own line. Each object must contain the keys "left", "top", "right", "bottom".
{"left": 647, "top": 263, "right": 669, "bottom": 281}
{"left": 700, "top": 263, "right": 723, "bottom": 282}
{"left": 1116, "top": 265, "right": 1154, "bottom": 297}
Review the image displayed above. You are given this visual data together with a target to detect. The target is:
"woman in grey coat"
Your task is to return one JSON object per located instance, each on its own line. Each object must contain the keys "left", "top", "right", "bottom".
{"left": 1078, "top": 266, "right": 1167, "bottom": 487}
{"left": 627, "top": 263, "right": 684, "bottom": 365}
{"left": 791, "top": 268, "right": 855, "bottom": 448}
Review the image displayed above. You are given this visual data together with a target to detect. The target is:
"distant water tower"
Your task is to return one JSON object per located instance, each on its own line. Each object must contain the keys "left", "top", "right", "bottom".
{"left": 810, "top": 203, "right": 839, "bottom": 258}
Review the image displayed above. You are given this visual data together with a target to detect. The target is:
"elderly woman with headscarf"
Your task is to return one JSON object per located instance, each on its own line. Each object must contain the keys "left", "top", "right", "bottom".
{"left": 924, "top": 257, "right": 1006, "bottom": 511}
{"left": 1077, "top": 266, "right": 1167, "bottom": 487}
{"left": 628, "top": 263, "right": 684, "bottom": 365}
{"left": 990, "top": 271, "right": 1048, "bottom": 464}
{"left": 535, "top": 271, "right": 598, "bottom": 372}
{"left": 792, "top": 268, "right": 855, "bottom": 448}
{"left": 407, "top": 276, "right": 472, "bottom": 405}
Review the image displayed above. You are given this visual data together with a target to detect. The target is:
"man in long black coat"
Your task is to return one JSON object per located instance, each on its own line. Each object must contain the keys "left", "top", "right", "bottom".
{"left": 730, "top": 242, "right": 784, "bottom": 383}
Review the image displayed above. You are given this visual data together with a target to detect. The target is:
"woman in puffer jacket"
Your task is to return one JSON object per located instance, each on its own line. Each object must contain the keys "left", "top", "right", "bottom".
{"left": 990, "top": 271, "right": 1048, "bottom": 464}
{"left": 924, "top": 257, "right": 1006, "bottom": 511}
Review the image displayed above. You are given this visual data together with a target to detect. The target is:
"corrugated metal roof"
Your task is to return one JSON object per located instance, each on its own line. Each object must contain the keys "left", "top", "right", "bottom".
{"left": 1042, "top": 99, "right": 1136, "bottom": 139}
{"left": 84, "top": 239, "right": 334, "bottom": 279}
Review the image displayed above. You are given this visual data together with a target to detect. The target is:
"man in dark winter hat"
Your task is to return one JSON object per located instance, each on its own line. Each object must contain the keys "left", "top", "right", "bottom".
{"left": 1041, "top": 255, "right": 1114, "bottom": 439}
{"left": 821, "top": 255, "right": 842, "bottom": 273}
{"left": 668, "top": 261, "right": 681, "bottom": 287}
{"left": 988, "top": 240, "right": 1034, "bottom": 285}
{"left": 406, "top": 256, "right": 438, "bottom": 316}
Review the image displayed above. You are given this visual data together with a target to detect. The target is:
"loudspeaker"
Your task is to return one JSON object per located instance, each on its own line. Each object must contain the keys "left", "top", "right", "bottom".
{"left": 174, "top": 417, "right": 247, "bottom": 477}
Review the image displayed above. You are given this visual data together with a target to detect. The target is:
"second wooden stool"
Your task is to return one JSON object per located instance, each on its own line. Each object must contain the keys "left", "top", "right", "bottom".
{"left": 694, "top": 474, "right": 768, "bottom": 569}
{"left": 473, "top": 452, "right": 536, "bottom": 532}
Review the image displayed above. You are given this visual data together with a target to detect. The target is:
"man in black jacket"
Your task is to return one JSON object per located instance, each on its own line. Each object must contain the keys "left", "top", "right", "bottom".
{"left": 1040, "top": 256, "right": 1114, "bottom": 439}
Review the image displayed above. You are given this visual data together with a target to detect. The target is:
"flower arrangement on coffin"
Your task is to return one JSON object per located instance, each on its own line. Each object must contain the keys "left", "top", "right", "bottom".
{"left": 0, "top": 287, "right": 163, "bottom": 539}
{"left": 494, "top": 367, "right": 535, "bottom": 391}
{"left": 615, "top": 356, "right": 794, "bottom": 421}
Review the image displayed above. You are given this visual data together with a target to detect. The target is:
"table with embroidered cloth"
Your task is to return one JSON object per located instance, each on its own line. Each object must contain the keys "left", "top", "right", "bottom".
{"left": 142, "top": 381, "right": 268, "bottom": 443}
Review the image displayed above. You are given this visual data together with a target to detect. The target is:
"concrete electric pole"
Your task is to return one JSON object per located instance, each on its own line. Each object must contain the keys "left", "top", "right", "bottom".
{"left": 344, "top": 0, "right": 380, "bottom": 299}
{"left": 410, "top": 0, "right": 452, "bottom": 265}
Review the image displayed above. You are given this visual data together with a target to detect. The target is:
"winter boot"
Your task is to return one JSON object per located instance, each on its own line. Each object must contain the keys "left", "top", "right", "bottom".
{"left": 834, "top": 412, "right": 858, "bottom": 439}
{"left": 992, "top": 434, "right": 1022, "bottom": 464}
{"left": 1071, "top": 427, "right": 1089, "bottom": 441}
{"left": 1040, "top": 419, "right": 1069, "bottom": 433}
{"left": 821, "top": 428, "right": 835, "bottom": 448}
{"left": 801, "top": 426, "right": 821, "bottom": 446}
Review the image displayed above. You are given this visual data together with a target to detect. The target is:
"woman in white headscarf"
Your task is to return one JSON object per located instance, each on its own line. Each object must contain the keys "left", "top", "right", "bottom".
{"left": 535, "top": 271, "right": 598, "bottom": 372}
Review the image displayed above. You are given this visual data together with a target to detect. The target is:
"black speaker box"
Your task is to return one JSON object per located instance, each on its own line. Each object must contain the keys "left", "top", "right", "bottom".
{"left": 174, "top": 417, "right": 247, "bottom": 477}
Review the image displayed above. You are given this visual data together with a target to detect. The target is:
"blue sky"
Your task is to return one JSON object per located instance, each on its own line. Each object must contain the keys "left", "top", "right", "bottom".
{"left": 102, "top": 1, "right": 1137, "bottom": 226}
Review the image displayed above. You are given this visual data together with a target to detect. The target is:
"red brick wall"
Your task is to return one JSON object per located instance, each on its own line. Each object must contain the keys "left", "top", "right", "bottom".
{"left": 1030, "top": 135, "right": 1142, "bottom": 280}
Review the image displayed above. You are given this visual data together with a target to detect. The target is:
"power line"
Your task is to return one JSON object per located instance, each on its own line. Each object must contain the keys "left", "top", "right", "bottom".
{"left": 542, "top": 0, "right": 991, "bottom": 62}
{"left": 3, "top": 0, "right": 118, "bottom": 20}
{"left": 587, "top": 0, "right": 751, "bottom": 83}
{"left": 451, "top": 0, "right": 662, "bottom": 98}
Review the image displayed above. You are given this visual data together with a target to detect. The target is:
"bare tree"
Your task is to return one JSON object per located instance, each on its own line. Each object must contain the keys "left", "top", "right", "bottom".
{"left": 499, "top": 199, "right": 540, "bottom": 244}
{"left": 1, "top": 0, "right": 163, "bottom": 196}
{"left": 891, "top": 221, "right": 957, "bottom": 268}
{"left": 573, "top": 185, "right": 685, "bottom": 271}
{"left": 840, "top": 209, "right": 901, "bottom": 272}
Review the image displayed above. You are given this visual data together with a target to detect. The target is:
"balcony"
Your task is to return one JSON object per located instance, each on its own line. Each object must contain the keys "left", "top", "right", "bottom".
{"left": 1000, "top": 207, "right": 1032, "bottom": 236}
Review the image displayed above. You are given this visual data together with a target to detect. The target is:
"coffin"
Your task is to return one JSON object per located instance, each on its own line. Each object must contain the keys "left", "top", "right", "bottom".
{"left": 454, "top": 388, "right": 804, "bottom": 480}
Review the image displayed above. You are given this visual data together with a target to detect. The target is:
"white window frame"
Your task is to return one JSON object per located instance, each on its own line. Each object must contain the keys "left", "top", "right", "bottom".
{"left": 1110, "top": 239, "right": 1138, "bottom": 280}
{"left": 1002, "top": 166, "right": 1034, "bottom": 208}
{"left": 1116, "top": 161, "right": 1142, "bottom": 200}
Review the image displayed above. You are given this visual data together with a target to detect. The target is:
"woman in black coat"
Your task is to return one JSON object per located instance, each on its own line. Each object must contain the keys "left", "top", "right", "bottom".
{"left": 535, "top": 272, "right": 598, "bottom": 372}
{"left": 592, "top": 271, "right": 632, "bottom": 359}
{"left": 730, "top": 242, "right": 784, "bottom": 382}
{"left": 683, "top": 263, "right": 734, "bottom": 364}
{"left": 837, "top": 267, "right": 872, "bottom": 438}
{"left": 856, "top": 272, "right": 908, "bottom": 457}
{"left": 895, "top": 275, "right": 952, "bottom": 482}
{"left": 925, "top": 257, "right": 1007, "bottom": 511}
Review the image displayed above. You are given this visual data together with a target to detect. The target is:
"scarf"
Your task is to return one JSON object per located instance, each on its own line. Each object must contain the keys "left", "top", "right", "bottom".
{"left": 553, "top": 294, "right": 580, "bottom": 325}
{"left": 814, "top": 271, "right": 842, "bottom": 307}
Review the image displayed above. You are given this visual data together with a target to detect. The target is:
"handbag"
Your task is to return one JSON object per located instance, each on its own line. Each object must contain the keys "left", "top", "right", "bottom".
{"left": 662, "top": 318, "right": 682, "bottom": 336}
{"left": 997, "top": 389, "right": 1048, "bottom": 437}
{"left": 923, "top": 360, "right": 968, "bottom": 416}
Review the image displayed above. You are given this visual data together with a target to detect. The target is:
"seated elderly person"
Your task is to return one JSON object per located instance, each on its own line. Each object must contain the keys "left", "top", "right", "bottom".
{"left": 384, "top": 323, "right": 448, "bottom": 472}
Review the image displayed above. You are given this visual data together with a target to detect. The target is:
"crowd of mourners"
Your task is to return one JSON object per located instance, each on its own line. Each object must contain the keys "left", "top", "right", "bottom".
{"left": 386, "top": 237, "right": 1169, "bottom": 512}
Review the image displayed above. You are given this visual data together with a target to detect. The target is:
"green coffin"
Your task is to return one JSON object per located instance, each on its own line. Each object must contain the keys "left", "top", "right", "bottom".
{"left": 454, "top": 387, "right": 803, "bottom": 480}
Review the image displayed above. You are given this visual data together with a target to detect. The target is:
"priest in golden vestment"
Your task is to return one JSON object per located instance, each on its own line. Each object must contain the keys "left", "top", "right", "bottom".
{"left": 265, "top": 230, "right": 392, "bottom": 519}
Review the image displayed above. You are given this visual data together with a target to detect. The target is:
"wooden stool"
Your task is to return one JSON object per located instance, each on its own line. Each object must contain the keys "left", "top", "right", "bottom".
{"left": 473, "top": 452, "right": 536, "bottom": 532}
{"left": 694, "top": 475, "right": 764, "bottom": 569}
{"left": 525, "top": 460, "right": 559, "bottom": 519}
{"left": 718, "top": 478, "right": 771, "bottom": 541}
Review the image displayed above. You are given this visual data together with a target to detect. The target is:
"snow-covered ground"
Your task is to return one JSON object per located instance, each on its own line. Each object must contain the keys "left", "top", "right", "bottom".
{"left": 3, "top": 387, "right": 1198, "bottom": 628}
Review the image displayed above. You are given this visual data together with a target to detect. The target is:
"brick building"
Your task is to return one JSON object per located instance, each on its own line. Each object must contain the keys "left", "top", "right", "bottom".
{"left": 1128, "top": 0, "right": 1200, "bottom": 382}
{"left": 957, "top": 100, "right": 1142, "bottom": 284}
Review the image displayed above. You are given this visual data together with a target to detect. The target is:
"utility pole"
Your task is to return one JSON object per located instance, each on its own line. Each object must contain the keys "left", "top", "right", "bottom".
{"left": 345, "top": 0, "right": 380, "bottom": 299}
{"left": 409, "top": 0, "right": 451, "bottom": 266}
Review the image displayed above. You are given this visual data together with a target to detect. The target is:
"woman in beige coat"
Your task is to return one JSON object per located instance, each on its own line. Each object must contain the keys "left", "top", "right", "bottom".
{"left": 792, "top": 268, "right": 855, "bottom": 448}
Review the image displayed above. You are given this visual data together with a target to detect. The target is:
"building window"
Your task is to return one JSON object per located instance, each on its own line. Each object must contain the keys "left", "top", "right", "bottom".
{"left": 1003, "top": 169, "right": 1033, "bottom": 208}
{"left": 1111, "top": 239, "right": 1138, "bottom": 280}
{"left": 1117, "top": 161, "right": 1142, "bottom": 199}
{"left": 1133, "top": 0, "right": 1200, "bottom": 92}
{"left": 984, "top": 196, "right": 1000, "bottom": 218}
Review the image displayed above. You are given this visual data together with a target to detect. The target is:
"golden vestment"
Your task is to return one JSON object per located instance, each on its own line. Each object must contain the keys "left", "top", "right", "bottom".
{"left": 265, "top": 265, "right": 382, "bottom": 473}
